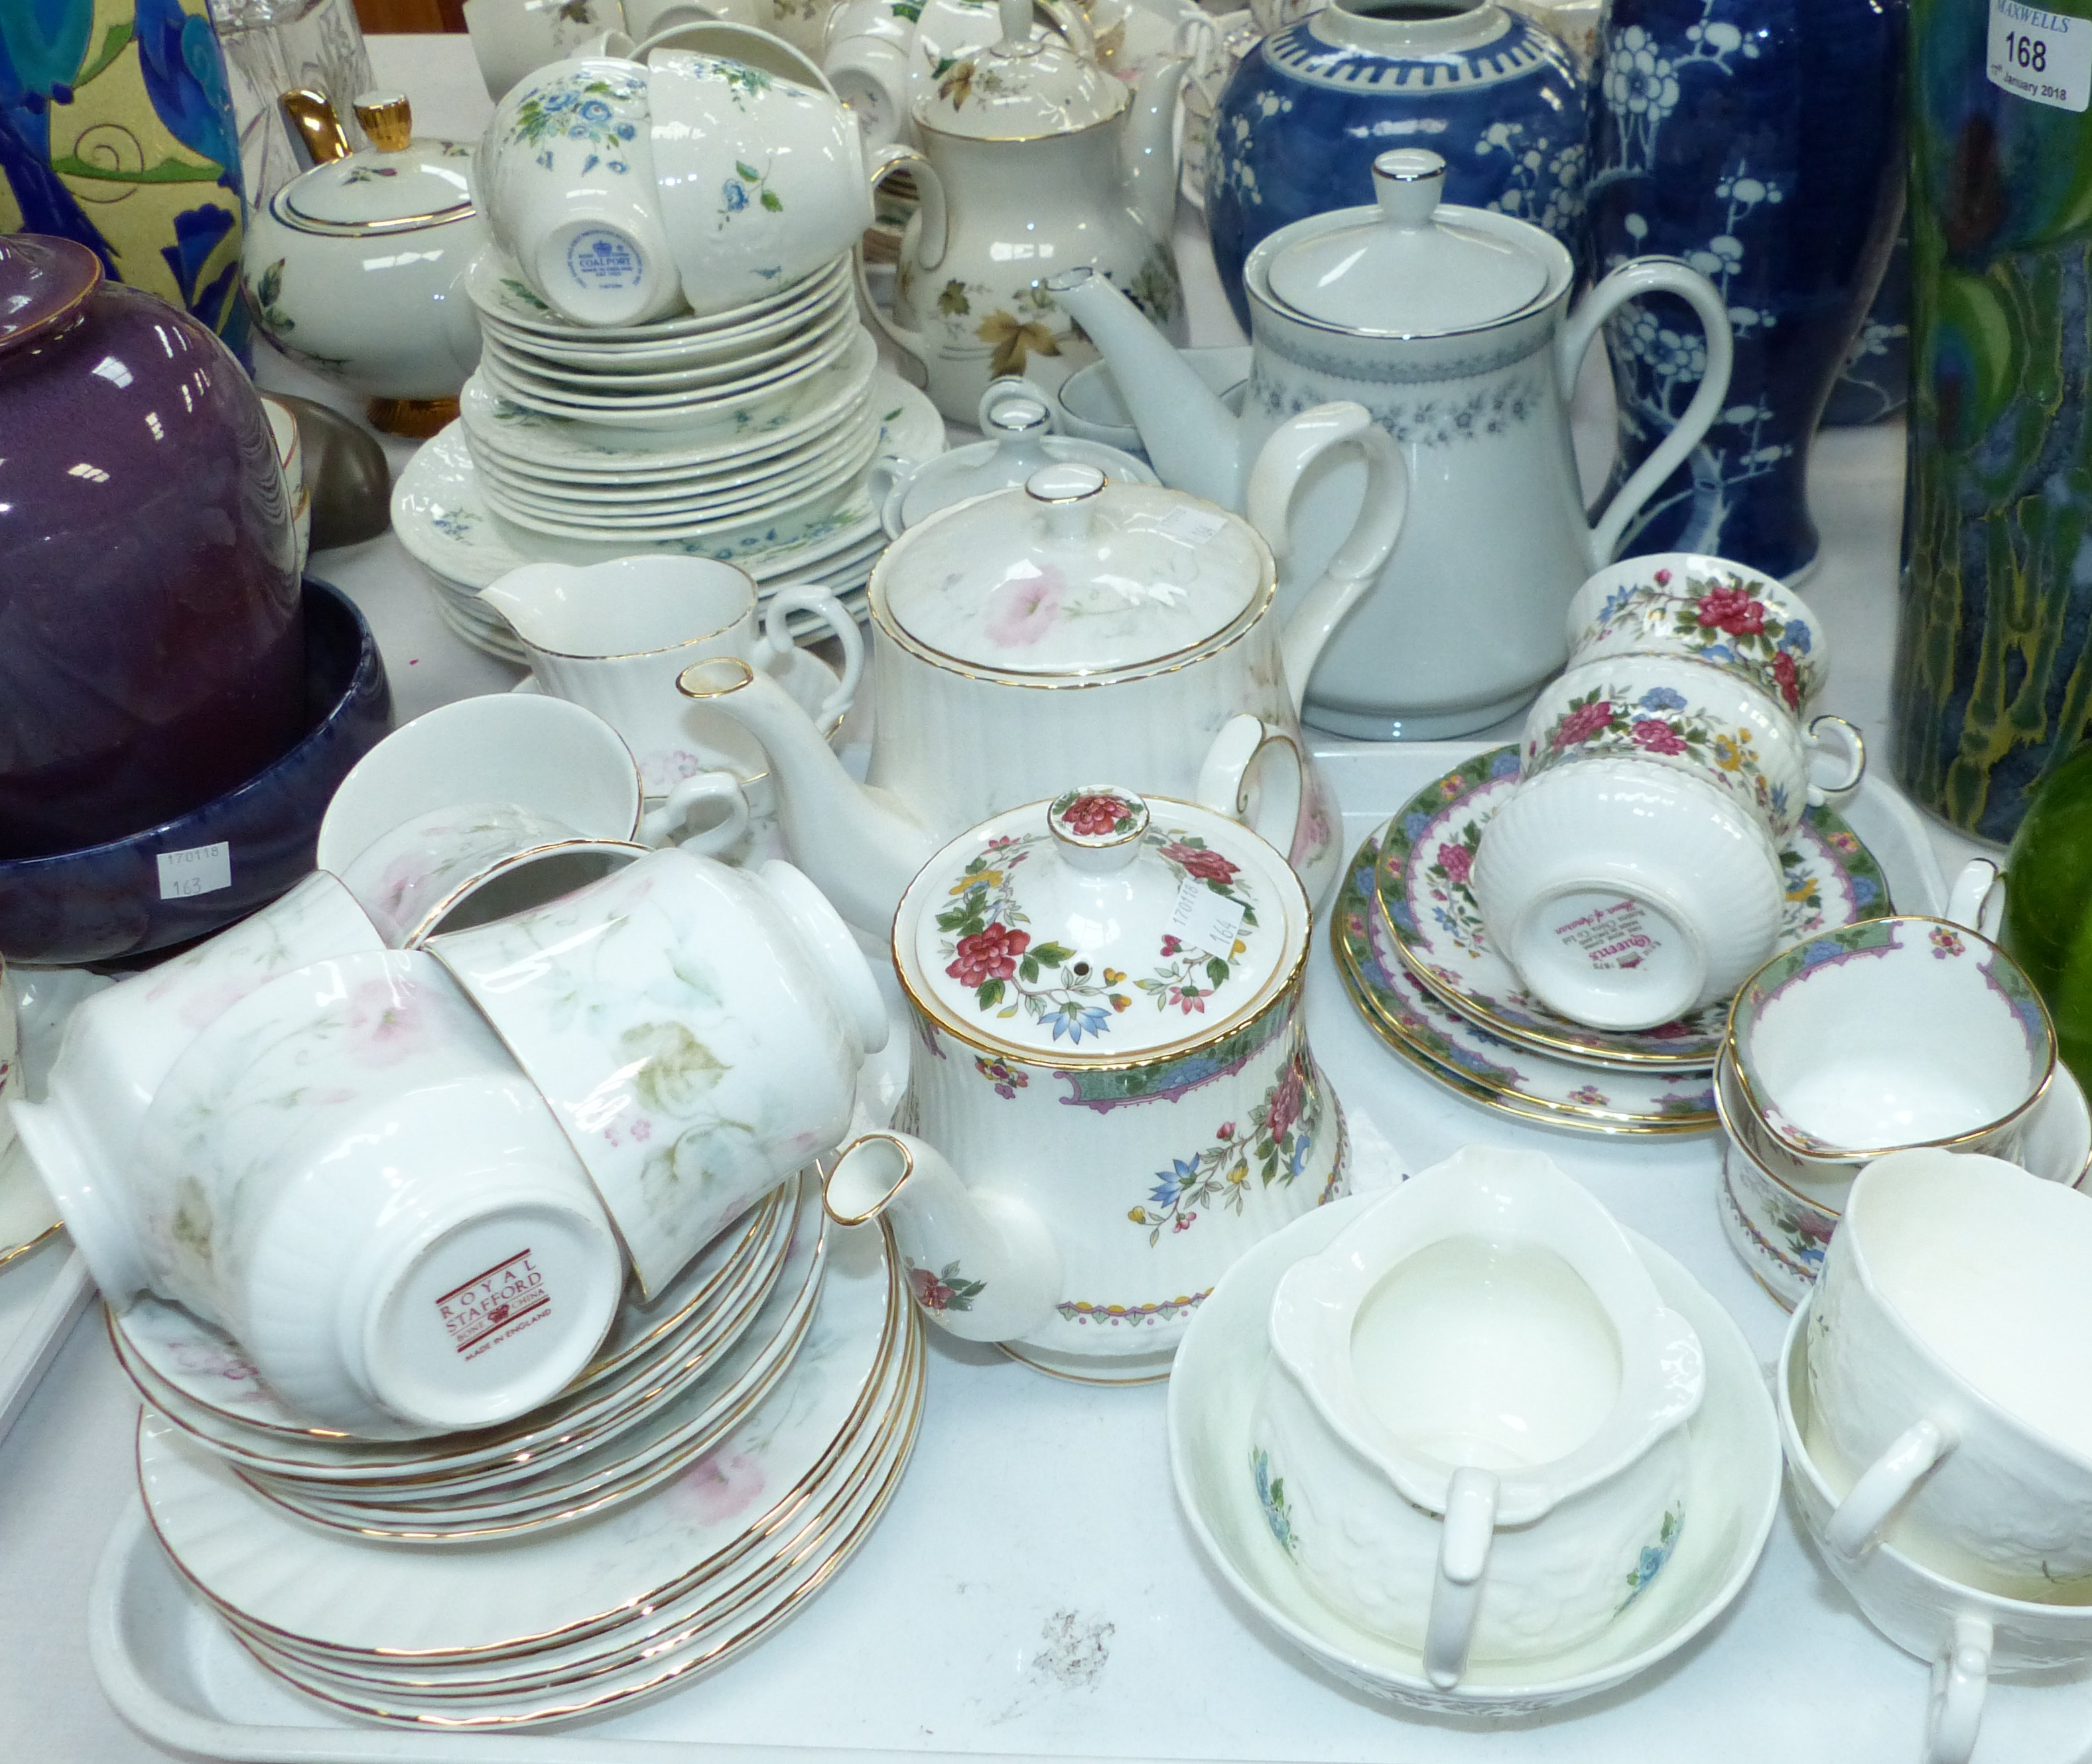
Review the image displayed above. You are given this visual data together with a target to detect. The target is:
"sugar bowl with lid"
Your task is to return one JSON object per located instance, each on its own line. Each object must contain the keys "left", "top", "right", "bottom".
{"left": 685, "top": 436, "right": 1405, "bottom": 933}
{"left": 824, "top": 785, "right": 1348, "bottom": 1383}
{"left": 242, "top": 92, "right": 487, "bottom": 435}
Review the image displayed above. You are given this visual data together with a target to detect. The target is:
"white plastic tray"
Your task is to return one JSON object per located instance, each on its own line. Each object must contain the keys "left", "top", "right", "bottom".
{"left": 86, "top": 743, "right": 2092, "bottom": 1764}
{"left": 0, "top": 1243, "right": 93, "bottom": 1447}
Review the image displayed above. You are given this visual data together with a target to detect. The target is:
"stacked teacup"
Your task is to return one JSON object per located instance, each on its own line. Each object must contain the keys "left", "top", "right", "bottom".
{"left": 8, "top": 719, "right": 923, "bottom": 1717}
{"left": 1473, "top": 554, "right": 1864, "bottom": 1034}
{"left": 1778, "top": 1150, "right": 2092, "bottom": 1762}
{"left": 1713, "top": 863, "right": 2091, "bottom": 1307}
{"left": 391, "top": 48, "right": 938, "bottom": 657}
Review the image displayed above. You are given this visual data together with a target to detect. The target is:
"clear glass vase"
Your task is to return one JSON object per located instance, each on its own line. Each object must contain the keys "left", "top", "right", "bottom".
{"left": 207, "top": 0, "right": 376, "bottom": 206}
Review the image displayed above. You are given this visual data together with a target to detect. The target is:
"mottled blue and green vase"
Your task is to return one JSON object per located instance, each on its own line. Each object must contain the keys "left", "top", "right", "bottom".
{"left": 0, "top": 0, "right": 249, "bottom": 363}
{"left": 1895, "top": 0, "right": 2092, "bottom": 842}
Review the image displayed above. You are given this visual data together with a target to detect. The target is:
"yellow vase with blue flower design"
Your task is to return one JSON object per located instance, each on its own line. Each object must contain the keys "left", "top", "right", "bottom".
{"left": 0, "top": 0, "right": 249, "bottom": 361}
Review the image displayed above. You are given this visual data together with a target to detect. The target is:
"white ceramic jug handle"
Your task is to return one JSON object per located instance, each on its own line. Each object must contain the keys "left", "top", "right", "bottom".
{"left": 639, "top": 771, "right": 752, "bottom": 857}
{"left": 1559, "top": 259, "right": 1736, "bottom": 569}
{"left": 1926, "top": 1614, "right": 1993, "bottom": 1764}
{"left": 1947, "top": 859, "right": 2007, "bottom": 940}
{"left": 1423, "top": 1466, "right": 1498, "bottom": 1691}
{"left": 856, "top": 144, "right": 944, "bottom": 370}
{"left": 1196, "top": 715, "right": 1305, "bottom": 862}
{"left": 1825, "top": 1417, "right": 1959, "bottom": 1560}
{"left": 1803, "top": 715, "right": 1866, "bottom": 806}
{"left": 758, "top": 586, "right": 866, "bottom": 736}
{"left": 1244, "top": 401, "right": 1407, "bottom": 716}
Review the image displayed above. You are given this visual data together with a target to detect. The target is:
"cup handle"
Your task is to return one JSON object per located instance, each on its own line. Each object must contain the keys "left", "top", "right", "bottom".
{"left": 759, "top": 586, "right": 866, "bottom": 737}
{"left": 1803, "top": 714, "right": 1866, "bottom": 806}
{"left": 1196, "top": 715, "right": 1305, "bottom": 865}
{"left": 1825, "top": 1417, "right": 1959, "bottom": 1560}
{"left": 1947, "top": 859, "right": 2007, "bottom": 940}
{"left": 1559, "top": 258, "right": 1736, "bottom": 568}
{"left": 1423, "top": 1466, "right": 1498, "bottom": 1690}
{"left": 1925, "top": 1613, "right": 1992, "bottom": 1764}
{"left": 1243, "top": 402, "right": 1408, "bottom": 716}
{"left": 639, "top": 771, "right": 752, "bottom": 857}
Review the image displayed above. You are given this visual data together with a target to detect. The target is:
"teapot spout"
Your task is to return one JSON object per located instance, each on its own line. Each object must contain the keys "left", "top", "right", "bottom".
{"left": 1122, "top": 53, "right": 1191, "bottom": 248}
{"left": 825, "top": 1131, "right": 1063, "bottom": 1343}
{"left": 1046, "top": 265, "right": 1244, "bottom": 509}
{"left": 677, "top": 656, "right": 936, "bottom": 934}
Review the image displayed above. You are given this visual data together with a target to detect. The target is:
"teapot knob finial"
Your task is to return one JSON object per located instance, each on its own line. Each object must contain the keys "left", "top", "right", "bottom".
{"left": 1047, "top": 787, "right": 1150, "bottom": 876}
{"left": 995, "top": 0, "right": 1036, "bottom": 53}
{"left": 1374, "top": 148, "right": 1445, "bottom": 231}
{"left": 1026, "top": 460, "right": 1105, "bottom": 540}
{"left": 354, "top": 90, "right": 414, "bottom": 153}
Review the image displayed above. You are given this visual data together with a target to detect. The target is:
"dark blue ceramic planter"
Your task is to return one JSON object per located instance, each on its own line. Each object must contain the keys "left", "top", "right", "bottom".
{"left": 1585, "top": 0, "right": 1906, "bottom": 578}
{"left": 1205, "top": 0, "right": 1585, "bottom": 335}
{"left": 0, "top": 576, "right": 392, "bottom": 967}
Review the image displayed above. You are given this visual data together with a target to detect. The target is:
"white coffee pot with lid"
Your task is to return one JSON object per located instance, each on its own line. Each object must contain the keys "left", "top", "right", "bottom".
{"left": 1050, "top": 147, "right": 1736, "bottom": 739}
{"left": 681, "top": 428, "right": 1406, "bottom": 933}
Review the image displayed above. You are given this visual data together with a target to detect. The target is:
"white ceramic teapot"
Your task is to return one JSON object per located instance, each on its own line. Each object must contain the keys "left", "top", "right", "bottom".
{"left": 858, "top": 0, "right": 1191, "bottom": 420}
{"left": 824, "top": 785, "right": 1347, "bottom": 1382}
{"left": 1050, "top": 147, "right": 1736, "bottom": 739}
{"left": 242, "top": 92, "right": 487, "bottom": 435}
{"left": 679, "top": 426, "right": 1406, "bottom": 932}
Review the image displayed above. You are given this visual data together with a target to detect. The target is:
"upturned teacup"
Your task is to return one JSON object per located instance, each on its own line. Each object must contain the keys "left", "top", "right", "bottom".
{"left": 1521, "top": 653, "right": 1863, "bottom": 845}
{"left": 1806, "top": 1149, "right": 2092, "bottom": 1600}
{"left": 7, "top": 872, "right": 383, "bottom": 1257}
{"left": 427, "top": 849, "right": 887, "bottom": 1299}
{"left": 1727, "top": 916, "right": 2055, "bottom": 1167}
{"left": 27, "top": 950, "right": 625, "bottom": 1435}
{"left": 1779, "top": 1298, "right": 2092, "bottom": 1764}
{"left": 1471, "top": 755, "right": 1785, "bottom": 1031}
{"left": 1250, "top": 1147, "right": 1703, "bottom": 1686}
{"left": 1564, "top": 552, "right": 1830, "bottom": 714}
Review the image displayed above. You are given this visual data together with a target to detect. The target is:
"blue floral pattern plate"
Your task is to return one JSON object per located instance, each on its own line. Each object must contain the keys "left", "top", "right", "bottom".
{"left": 1372, "top": 745, "right": 1892, "bottom": 1071}
{"left": 1333, "top": 838, "right": 1719, "bottom": 1135}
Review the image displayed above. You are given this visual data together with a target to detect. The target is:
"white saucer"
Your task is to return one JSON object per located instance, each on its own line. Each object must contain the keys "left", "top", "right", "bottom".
{"left": 1167, "top": 1192, "right": 1780, "bottom": 1716}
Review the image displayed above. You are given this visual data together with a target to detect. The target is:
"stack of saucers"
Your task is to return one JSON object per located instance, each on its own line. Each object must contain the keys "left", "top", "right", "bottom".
{"left": 1329, "top": 745, "right": 1898, "bottom": 1137}
{"left": 123, "top": 1174, "right": 925, "bottom": 1724}
{"left": 391, "top": 250, "right": 945, "bottom": 662}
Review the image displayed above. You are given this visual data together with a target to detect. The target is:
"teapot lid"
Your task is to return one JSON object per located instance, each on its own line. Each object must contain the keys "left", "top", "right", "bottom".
{"left": 897, "top": 787, "right": 1305, "bottom": 1060}
{"left": 279, "top": 93, "right": 477, "bottom": 233}
{"left": 914, "top": 0, "right": 1129, "bottom": 140}
{"left": 876, "top": 464, "right": 1270, "bottom": 675}
{"left": 0, "top": 233, "right": 100, "bottom": 357}
{"left": 1263, "top": 149, "right": 1551, "bottom": 336}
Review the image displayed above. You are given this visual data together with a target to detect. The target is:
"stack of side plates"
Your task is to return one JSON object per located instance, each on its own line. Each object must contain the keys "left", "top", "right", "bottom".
{"left": 132, "top": 1215, "right": 920, "bottom": 1728}
{"left": 1329, "top": 746, "right": 1897, "bottom": 1136}
{"left": 389, "top": 252, "right": 946, "bottom": 663}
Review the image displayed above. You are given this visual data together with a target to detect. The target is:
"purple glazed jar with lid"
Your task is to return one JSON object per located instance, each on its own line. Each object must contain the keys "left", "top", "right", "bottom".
{"left": 0, "top": 233, "right": 303, "bottom": 861}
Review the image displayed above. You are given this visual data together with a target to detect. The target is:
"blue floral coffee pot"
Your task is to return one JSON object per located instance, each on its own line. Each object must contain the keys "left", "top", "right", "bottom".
{"left": 1050, "top": 149, "right": 1735, "bottom": 741}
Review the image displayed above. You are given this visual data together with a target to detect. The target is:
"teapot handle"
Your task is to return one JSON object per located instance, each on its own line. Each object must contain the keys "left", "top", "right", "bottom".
{"left": 757, "top": 584, "right": 866, "bottom": 738}
{"left": 1557, "top": 258, "right": 1735, "bottom": 570}
{"left": 854, "top": 143, "right": 945, "bottom": 370}
{"left": 1196, "top": 715, "right": 1305, "bottom": 863}
{"left": 1243, "top": 401, "right": 1408, "bottom": 716}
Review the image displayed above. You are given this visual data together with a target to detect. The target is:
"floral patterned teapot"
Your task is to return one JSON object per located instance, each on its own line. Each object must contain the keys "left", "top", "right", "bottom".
{"left": 1050, "top": 147, "right": 1737, "bottom": 740}
{"left": 824, "top": 786, "right": 1348, "bottom": 1382}
{"left": 857, "top": 0, "right": 1193, "bottom": 420}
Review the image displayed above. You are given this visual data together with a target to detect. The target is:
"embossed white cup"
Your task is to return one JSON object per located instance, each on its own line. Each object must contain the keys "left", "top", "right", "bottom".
{"left": 1781, "top": 1298, "right": 2092, "bottom": 1764}
{"left": 1807, "top": 1149, "right": 2092, "bottom": 1601}
{"left": 1250, "top": 1147, "right": 1703, "bottom": 1686}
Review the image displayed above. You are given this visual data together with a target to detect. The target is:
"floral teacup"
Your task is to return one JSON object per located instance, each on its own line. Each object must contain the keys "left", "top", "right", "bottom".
{"left": 1565, "top": 552, "right": 1831, "bottom": 714}
{"left": 1522, "top": 653, "right": 1863, "bottom": 844}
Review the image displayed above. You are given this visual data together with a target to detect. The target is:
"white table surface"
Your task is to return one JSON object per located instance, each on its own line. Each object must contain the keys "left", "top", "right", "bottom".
{"left": 0, "top": 32, "right": 2019, "bottom": 1764}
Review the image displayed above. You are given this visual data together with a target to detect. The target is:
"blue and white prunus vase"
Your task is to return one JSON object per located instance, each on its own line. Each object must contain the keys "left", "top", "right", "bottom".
{"left": 1585, "top": 0, "right": 1906, "bottom": 578}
